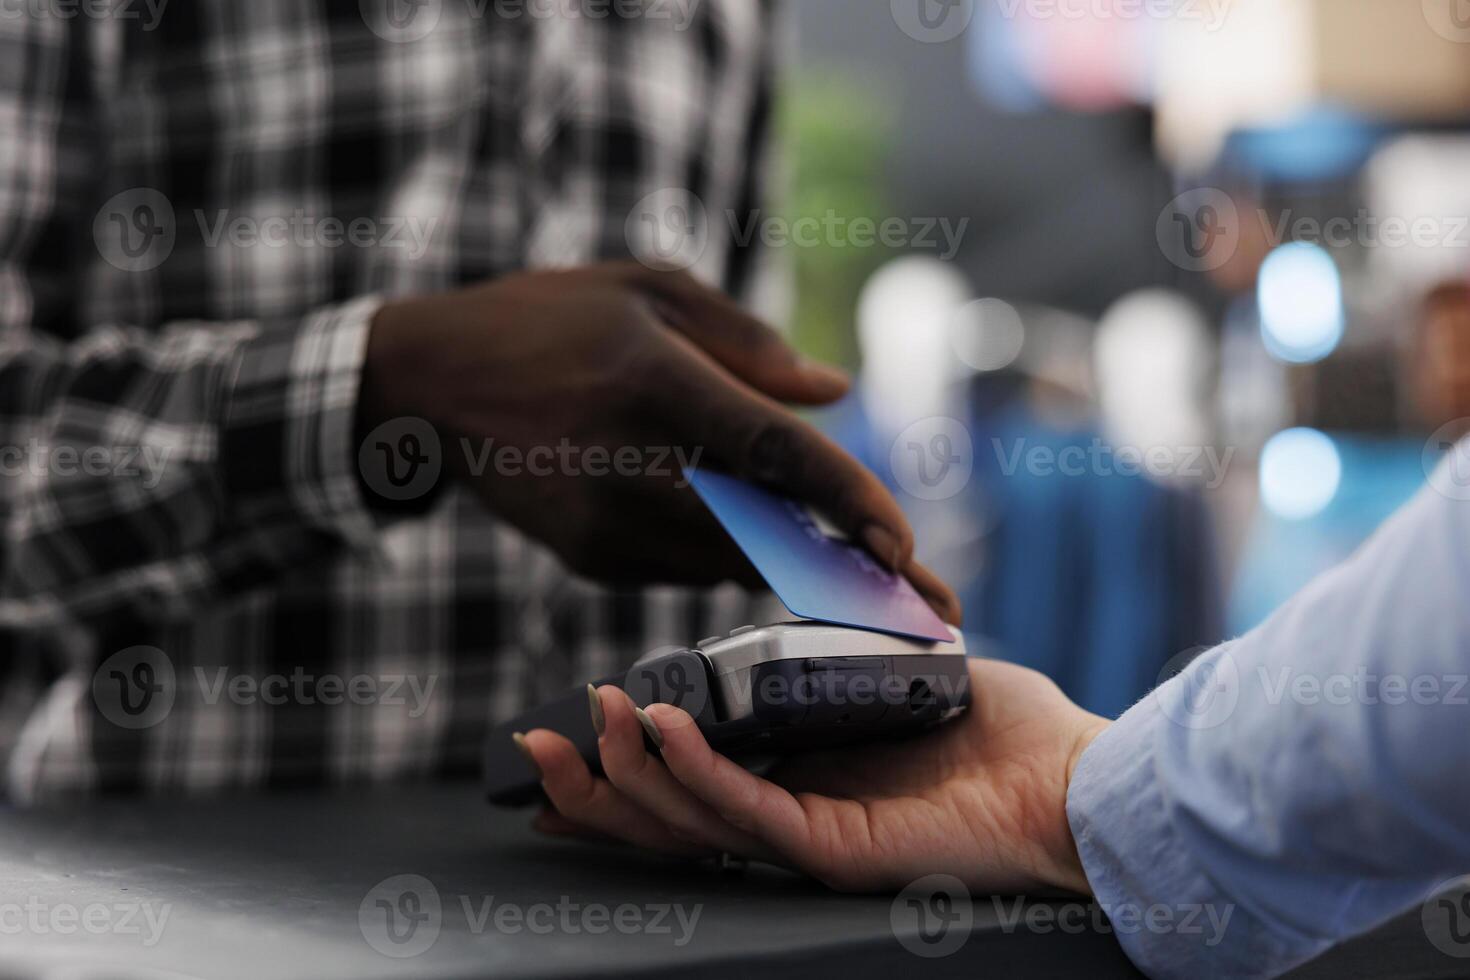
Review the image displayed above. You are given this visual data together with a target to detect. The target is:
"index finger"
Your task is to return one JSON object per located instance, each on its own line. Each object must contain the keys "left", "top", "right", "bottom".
{"left": 619, "top": 264, "right": 851, "bottom": 406}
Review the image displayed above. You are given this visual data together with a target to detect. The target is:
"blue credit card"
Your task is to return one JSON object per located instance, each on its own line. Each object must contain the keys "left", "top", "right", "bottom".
{"left": 687, "top": 469, "right": 953, "bottom": 643}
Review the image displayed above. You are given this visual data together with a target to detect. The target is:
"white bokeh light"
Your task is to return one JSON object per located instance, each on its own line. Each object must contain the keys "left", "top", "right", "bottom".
{"left": 1257, "top": 243, "right": 1343, "bottom": 364}
{"left": 1094, "top": 289, "right": 1213, "bottom": 481}
{"left": 1259, "top": 427, "right": 1341, "bottom": 521}
{"left": 951, "top": 297, "right": 1025, "bottom": 373}
{"left": 857, "top": 257, "right": 972, "bottom": 437}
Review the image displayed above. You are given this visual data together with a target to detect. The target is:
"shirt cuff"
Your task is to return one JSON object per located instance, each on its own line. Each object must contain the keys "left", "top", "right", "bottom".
{"left": 220, "top": 296, "right": 385, "bottom": 553}
{"left": 1065, "top": 667, "right": 1318, "bottom": 979}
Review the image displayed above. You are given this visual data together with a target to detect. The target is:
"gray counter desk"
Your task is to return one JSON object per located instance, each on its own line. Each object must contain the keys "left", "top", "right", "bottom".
{"left": 0, "top": 785, "right": 1461, "bottom": 979}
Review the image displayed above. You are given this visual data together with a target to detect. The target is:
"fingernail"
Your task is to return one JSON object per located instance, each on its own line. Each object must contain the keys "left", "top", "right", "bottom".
{"left": 588, "top": 684, "right": 606, "bottom": 737}
{"left": 633, "top": 706, "right": 665, "bottom": 750}
{"left": 511, "top": 732, "right": 542, "bottom": 777}
{"left": 921, "top": 586, "right": 962, "bottom": 627}
{"left": 861, "top": 524, "right": 902, "bottom": 571}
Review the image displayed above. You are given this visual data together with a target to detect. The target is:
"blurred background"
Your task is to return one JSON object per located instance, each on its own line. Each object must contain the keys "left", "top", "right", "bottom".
{"left": 770, "top": 0, "right": 1470, "bottom": 718}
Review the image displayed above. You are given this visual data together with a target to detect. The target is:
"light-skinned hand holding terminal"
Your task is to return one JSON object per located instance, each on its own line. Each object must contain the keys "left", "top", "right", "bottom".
{"left": 517, "top": 440, "right": 1470, "bottom": 980}
{"left": 524, "top": 657, "right": 1109, "bottom": 893}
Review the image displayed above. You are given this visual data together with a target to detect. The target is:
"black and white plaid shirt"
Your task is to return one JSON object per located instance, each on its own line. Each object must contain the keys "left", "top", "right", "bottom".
{"left": 0, "top": 0, "right": 784, "bottom": 801}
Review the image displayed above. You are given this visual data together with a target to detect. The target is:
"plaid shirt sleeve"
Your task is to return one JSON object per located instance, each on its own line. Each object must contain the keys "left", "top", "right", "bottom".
{"left": 0, "top": 15, "right": 383, "bottom": 636}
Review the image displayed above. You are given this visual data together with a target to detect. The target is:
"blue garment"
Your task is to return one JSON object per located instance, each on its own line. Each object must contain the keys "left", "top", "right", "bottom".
{"left": 972, "top": 411, "right": 1221, "bottom": 718}
{"left": 1067, "top": 450, "right": 1470, "bottom": 977}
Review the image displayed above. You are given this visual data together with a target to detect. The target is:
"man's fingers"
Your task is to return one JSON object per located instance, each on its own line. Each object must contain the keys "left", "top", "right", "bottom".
{"left": 518, "top": 729, "right": 711, "bottom": 858}
{"left": 904, "top": 560, "right": 963, "bottom": 627}
{"left": 629, "top": 265, "right": 850, "bottom": 406}
{"left": 653, "top": 339, "right": 915, "bottom": 571}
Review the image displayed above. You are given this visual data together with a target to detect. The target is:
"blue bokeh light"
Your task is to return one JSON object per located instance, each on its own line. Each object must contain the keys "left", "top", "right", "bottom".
{"left": 1259, "top": 428, "right": 1342, "bottom": 521}
{"left": 1258, "top": 243, "right": 1344, "bottom": 364}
